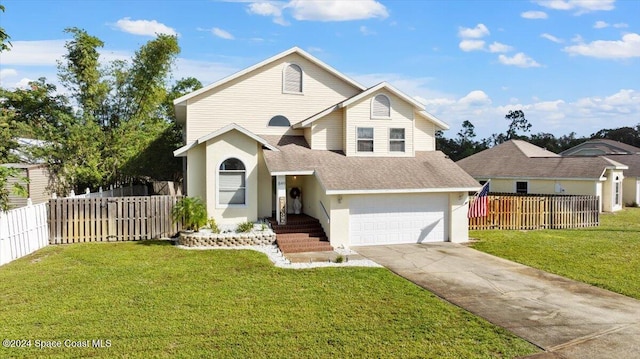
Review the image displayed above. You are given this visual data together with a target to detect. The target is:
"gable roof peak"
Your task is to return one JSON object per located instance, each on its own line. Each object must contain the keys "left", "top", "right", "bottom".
{"left": 173, "top": 46, "right": 366, "bottom": 107}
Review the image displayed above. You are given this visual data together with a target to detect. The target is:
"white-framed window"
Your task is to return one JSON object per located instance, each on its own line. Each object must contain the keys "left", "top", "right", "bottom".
{"left": 268, "top": 115, "right": 290, "bottom": 127}
{"left": 371, "top": 94, "right": 391, "bottom": 119}
{"left": 389, "top": 128, "right": 405, "bottom": 152}
{"left": 283, "top": 64, "right": 303, "bottom": 94}
{"left": 516, "top": 181, "right": 528, "bottom": 194}
{"left": 357, "top": 127, "right": 374, "bottom": 152}
{"left": 219, "top": 158, "right": 246, "bottom": 205}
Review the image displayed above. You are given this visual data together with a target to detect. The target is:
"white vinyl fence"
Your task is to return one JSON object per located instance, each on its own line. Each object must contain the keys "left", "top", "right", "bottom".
{"left": 0, "top": 201, "right": 49, "bottom": 266}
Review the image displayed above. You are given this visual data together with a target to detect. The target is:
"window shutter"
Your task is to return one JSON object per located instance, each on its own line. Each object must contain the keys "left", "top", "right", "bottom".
{"left": 372, "top": 95, "right": 391, "bottom": 118}
{"left": 284, "top": 64, "right": 302, "bottom": 93}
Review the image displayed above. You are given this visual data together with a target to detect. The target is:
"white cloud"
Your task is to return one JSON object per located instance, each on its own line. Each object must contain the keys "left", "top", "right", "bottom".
{"left": 541, "top": 33, "right": 563, "bottom": 43}
{"left": 488, "top": 41, "right": 513, "bottom": 53}
{"left": 212, "top": 27, "right": 235, "bottom": 40}
{"left": 594, "top": 20, "right": 609, "bottom": 29}
{"left": 521, "top": 10, "right": 548, "bottom": 19}
{"left": 289, "top": 0, "right": 388, "bottom": 21}
{"left": 15, "top": 78, "right": 34, "bottom": 89}
{"left": 459, "top": 90, "right": 492, "bottom": 106}
{"left": 0, "top": 68, "right": 18, "bottom": 80}
{"left": 172, "top": 58, "right": 239, "bottom": 86}
{"left": 564, "top": 33, "right": 640, "bottom": 59}
{"left": 113, "top": 17, "right": 178, "bottom": 36}
{"left": 247, "top": 1, "right": 289, "bottom": 25}
{"left": 458, "top": 24, "right": 490, "bottom": 38}
{"left": 0, "top": 39, "right": 67, "bottom": 66}
{"left": 360, "top": 25, "right": 375, "bottom": 36}
{"left": 498, "top": 52, "right": 542, "bottom": 67}
{"left": 533, "top": 0, "right": 615, "bottom": 15}
{"left": 246, "top": 0, "right": 387, "bottom": 24}
{"left": 459, "top": 39, "right": 485, "bottom": 52}
{"left": 614, "top": 23, "right": 629, "bottom": 28}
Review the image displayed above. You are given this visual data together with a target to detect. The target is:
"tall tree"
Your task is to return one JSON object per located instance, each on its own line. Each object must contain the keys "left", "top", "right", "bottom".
{"left": 505, "top": 110, "right": 531, "bottom": 140}
{"left": 0, "top": 4, "right": 10, "bottom": 52}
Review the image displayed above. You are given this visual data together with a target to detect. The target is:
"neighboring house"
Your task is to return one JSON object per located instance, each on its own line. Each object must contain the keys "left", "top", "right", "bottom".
{"left": 457, "top": 140, "right": 628, "bottom": 212}
{"left": 173, "top": 47, "right": 479, "bottom": 247}
{"left": 1, "top": 163, "right": 52, "bottom": 208}
{"left": 561, "top": 139, "right": 640, "bottom": 206}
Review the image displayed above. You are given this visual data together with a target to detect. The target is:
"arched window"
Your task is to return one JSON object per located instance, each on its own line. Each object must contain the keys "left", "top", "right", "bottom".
{"left": 268, "top": 115, "right": 290, "bottom": 127}
{"left": 283, "top": 64, "right": 303, "bottom": 93}
{"left": 371, "top": 94, "right": 391, "bottom": 118}
{"left": 219, "top": 158, "right": 246, "bottom": 205}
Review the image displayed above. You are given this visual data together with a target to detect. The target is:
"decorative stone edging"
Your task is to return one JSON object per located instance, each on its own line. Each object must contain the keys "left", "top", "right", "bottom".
{"left": 178, "top": 230, "right": 276, "bottom": 247}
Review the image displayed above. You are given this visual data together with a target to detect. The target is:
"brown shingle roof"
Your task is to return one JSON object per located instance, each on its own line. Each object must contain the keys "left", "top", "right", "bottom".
{"left": 457, "top": 140, "right": 626, "bottom": 179}
{"left": 261, "top": 136, "right": 480, "bottom": 193}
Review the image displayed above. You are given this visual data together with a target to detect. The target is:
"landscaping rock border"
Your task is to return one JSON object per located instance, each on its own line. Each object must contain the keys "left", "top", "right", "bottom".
{"left": 178, "top": 230, "right": 276, "bottom": 247}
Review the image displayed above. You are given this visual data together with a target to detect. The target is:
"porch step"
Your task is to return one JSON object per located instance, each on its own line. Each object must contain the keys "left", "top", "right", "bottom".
{"left": 268, "top": 214, "right": 332, "bottom": 254}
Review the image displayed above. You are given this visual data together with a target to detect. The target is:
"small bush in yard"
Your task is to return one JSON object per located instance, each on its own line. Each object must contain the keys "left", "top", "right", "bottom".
{"left": 236, "top": 221, "right": 254, "bottom": 233}
{"left": 171, "top": 197, "right": 208, "bottom": 231}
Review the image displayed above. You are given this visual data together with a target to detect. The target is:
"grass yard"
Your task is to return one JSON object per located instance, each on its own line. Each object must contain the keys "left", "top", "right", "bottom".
{"left": 0, "top": 242, "right": 537, "bottom": 358}
{"left": 471, "top": 207, "right": 640, "bottom": 300}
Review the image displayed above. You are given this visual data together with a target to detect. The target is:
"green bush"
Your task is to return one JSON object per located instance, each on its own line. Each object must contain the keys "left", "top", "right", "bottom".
{"left": 236, "top": 221, "right": 254, "bottom": 233}
{"left": 171, "top": 197, "right": 207, "bottom": 231}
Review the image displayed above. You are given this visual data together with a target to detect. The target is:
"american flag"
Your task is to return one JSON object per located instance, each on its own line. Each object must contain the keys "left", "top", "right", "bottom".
{"left": 468, "top": 182, "right": 490, "bottom": 218}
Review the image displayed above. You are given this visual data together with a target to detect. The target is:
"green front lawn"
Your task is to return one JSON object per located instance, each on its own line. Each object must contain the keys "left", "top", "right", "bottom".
{"left": 471, "top": 207, "right": 640, "bottom": 300}
{"left": 0, "top": 242, "right": 537, "bottom": 358}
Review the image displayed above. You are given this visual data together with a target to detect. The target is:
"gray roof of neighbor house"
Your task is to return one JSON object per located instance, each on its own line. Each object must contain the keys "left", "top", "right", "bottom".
{"left": 604, "top": 154, "right": 640, "bottom": 177}
{"left": 457, "top": 140, "right": 627, "bottom": 180}
{"left": 560, "top": 139, "right": 640, "bottom": 156}
{"left": 261, "top": 136, "right": 480, "bottom": 194}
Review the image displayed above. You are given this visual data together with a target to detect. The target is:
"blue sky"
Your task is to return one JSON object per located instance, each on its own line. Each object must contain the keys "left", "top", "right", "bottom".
{"left": 1, "top": 0, "right": 639, "bottom": 139}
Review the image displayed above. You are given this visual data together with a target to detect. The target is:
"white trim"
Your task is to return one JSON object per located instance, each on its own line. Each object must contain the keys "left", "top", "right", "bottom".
{"left": 216, "top": 157, "right": 248, "bottom": 208}
{"left": 294, "top": 104, "right": 340, "bottom": 128}
{"left": 282, "top": 63, "right": 304, "bottom": 94}
{"left": 174, "top": 123, "right": 279, "bottom": 158}
{"left": 416, "top": 110, "right": 449, "bottom": 131}
{"left": 174, "top": 47, "right": 365, "bottom": 106}
{"left": 326, "top": 187, "right": 481, "bottom": 195}
{"left": 482, "top": 176, "right": 607, "bottom": 182}
{"left": 270, "top": 170, "right": 314, "bottom": 176}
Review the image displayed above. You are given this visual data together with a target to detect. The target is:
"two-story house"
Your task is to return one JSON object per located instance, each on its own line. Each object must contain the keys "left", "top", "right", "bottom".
{"left": 173, "top": 47, "right": 479, "bottom": 248}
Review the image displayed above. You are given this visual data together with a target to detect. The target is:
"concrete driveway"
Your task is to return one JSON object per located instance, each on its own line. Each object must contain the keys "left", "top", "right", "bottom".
{"left": 355, "top": 243, "right": 640, "bottom": 359}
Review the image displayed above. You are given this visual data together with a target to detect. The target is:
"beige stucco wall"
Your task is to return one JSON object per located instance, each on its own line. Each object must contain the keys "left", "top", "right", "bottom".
{"left": 449, "top": 192, "right": 469, "bottom": 243}
{"left": 328, "top": 194, "right": 350, "bottom": 248}
{"left": 257, "top": 149, "right": 273, "bottom": 218}
{"left": 299, "top": 174, "right": 332, "bottom": 239}
{"left": 485, "top": 178, "right": 599, "bottom": 196}
{"left": 205, "top": 130, "right": 260, "bottom": 224}
{"left": 185, "top": 53, "right": 361, "bottom": 143}
{"left": 186, "top": 145, "right": 206, "bottom": 200}
{"left": 344, "top": 90, "right": 415, "bottom": 157}
{"left": 622, "top": 177, "right": 640, "bottom": 206}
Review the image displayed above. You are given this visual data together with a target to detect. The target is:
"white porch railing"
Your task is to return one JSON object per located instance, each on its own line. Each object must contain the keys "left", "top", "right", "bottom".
{"left": 319, "top": 200, "right": 330, "bottom": 224}
{"left": 0, "top": 200, "right": 49, "bottom": 266}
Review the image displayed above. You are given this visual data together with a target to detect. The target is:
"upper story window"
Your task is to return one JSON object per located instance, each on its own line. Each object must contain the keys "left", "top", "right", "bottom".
{"left": 283, "top": 64, "right": 303, "bottom": 94}
{"left": 371, "top": 94, "right": 391, "bottom": 119}
{"left": 219, "top": 158, "right": 246, "bottom": 205}
{"left": 268, "top": 115, "right": 290, "bottom": 127}
{"left": 389, "top": 128, "right": 405, "bottom": 152}
{"left": 357, "top": 127, "right": 374, "bottom": 152}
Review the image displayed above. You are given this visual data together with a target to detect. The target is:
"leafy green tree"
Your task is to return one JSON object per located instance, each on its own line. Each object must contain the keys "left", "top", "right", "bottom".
{"left": 590, "top": 126, "right": 640, "bottom": 147}
{"left": 0, "top": 4, "right": 11, "bottom": 52}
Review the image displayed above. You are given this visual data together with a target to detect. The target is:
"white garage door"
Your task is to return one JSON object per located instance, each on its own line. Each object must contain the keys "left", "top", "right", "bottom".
{"left": 349, "top": 193, "right": 448, "bottom": 246}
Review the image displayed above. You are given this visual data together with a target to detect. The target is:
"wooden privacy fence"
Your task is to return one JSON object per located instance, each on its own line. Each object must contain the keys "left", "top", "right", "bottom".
{"left": 49, "top": 196, "right": 182, "bottom": 244}
{"left": 469, "top": 194, "right": 599, "bottom": 230}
